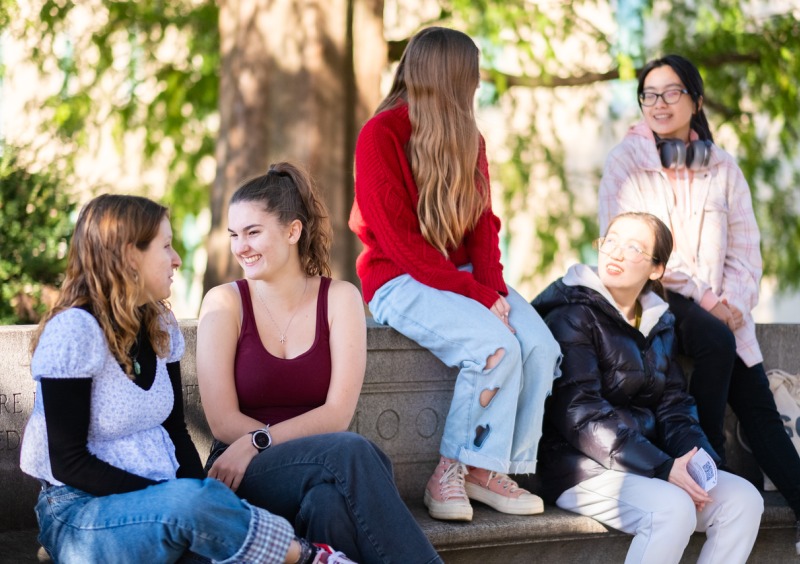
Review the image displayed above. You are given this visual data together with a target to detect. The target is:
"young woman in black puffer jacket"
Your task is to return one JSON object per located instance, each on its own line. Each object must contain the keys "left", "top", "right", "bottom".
{"left": 531, "top": 212, "right": 762, "bottom": 564}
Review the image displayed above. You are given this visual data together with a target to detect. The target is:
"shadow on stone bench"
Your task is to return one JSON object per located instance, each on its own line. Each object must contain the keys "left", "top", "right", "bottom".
{"left": 1, "top": 321, "right": 799, "bottom": 562}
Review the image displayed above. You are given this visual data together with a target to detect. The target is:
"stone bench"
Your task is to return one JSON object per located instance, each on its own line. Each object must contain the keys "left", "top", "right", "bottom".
{"left": 1, "top": 321, "right": 799, "bottom": 562}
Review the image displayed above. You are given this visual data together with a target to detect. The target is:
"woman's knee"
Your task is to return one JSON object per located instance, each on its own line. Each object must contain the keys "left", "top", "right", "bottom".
{"left": 325, "top": 432, "right": 393, "bottom": 474}
{"left": 708, "top": 323, "right": 736, "bottom": 356}
{"left": 720, "top": 475, "right": 764, "bottom": 521}
{"left": 494, "top": 330, "right": 522, "bottom": 361}
{"left": 682, "top": 307, "right": 736, "bottom": 357}
{"left": 650, "top": 493, "right": 697, "bottom": 538}
{"left": 158, "top": 478, "right": 240, "bottom": 515}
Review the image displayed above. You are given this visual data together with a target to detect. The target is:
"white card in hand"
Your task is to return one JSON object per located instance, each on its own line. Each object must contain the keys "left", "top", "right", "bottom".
{"left": 687, "top": 447, "right": 718, "bottom": 492}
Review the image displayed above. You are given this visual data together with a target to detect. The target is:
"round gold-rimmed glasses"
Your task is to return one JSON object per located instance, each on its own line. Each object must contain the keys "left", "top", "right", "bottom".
{"left": 594, "top": 237, "right": 657, "bottom": 264}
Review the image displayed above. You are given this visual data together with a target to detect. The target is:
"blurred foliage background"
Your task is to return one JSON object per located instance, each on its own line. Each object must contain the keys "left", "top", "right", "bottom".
{"left": 0, "top": 150, "right": 74, "bottom": 323}
{"left": 1, "top": 0, "right": 798, "bottom": 323}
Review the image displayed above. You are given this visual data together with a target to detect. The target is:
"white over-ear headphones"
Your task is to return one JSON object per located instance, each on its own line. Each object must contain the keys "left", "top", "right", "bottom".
{"left": 656, "top": 137, "right": 713, "bottom": 171}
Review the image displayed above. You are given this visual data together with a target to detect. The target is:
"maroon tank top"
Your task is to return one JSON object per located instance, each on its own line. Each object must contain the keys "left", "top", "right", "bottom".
{"left": 234, "top": 277, "right": 332, "bottom": 425}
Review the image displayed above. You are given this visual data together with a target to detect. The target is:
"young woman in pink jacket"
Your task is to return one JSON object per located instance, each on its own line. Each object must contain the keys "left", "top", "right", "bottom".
{"left": 599, "top": 54, "right": 800, "bottom": 554}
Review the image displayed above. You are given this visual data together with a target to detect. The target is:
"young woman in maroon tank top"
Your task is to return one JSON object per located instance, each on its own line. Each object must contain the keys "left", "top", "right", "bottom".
{"left": 197, "top": 162, "right": 441, "bottom": 564}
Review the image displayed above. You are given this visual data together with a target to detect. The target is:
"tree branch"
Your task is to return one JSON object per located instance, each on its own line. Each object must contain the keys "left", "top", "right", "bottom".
{"left": 481, "top": 68, "right": 620, "bottom": 88}
{"left": 479, "top": 52, "right": 762, "bottom": 89}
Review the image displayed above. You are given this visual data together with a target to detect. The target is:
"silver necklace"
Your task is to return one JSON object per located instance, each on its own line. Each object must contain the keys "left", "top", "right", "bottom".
{"left": 256, "top": 277, "right": 308, "bottom": 344}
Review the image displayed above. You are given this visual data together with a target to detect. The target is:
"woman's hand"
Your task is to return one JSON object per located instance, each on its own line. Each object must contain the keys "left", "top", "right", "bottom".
{"left": 668, "top": 447, "right": 713, "bottom": 511}
{"left": 207, "top": 434, "right": 258, "bottom": 492}
{"left": 709, "top": 301, "right": 736, "bottom": 332}
{"left": 491, "top": 295, "right": 515, "bottom": 333}
{"left": 722, "top": 299, "right": 745, "bottom": 330}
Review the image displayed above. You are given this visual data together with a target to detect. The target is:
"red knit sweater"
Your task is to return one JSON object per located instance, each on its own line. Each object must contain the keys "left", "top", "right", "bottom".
{"left": 348, "top": 103, "right": 507, "bottom": 309}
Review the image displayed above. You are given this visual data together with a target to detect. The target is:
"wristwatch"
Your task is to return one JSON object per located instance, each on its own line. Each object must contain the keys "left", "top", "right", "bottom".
{"left": 249, "top": 426, "right": 272, "bottom": 452}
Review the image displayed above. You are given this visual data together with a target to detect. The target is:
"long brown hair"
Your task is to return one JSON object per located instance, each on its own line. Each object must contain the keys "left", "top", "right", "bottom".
{"left": 376, "top": 26, "right": 488, "bottom": 256}
{"left": 30, "top": 194, "right": 172, "bottom": 378}
{"left": 605, "top": 212, "right": 673, "bottom": 299}
{"left": 231, "top": 161, "right": 332, "bottom": 277}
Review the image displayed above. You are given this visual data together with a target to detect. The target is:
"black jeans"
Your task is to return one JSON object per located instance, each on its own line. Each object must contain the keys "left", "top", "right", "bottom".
{"left": 669, "top": 291, "right": 800, "bottom": 519}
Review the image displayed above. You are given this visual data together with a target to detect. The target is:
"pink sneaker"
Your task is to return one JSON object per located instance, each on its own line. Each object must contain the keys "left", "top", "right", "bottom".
{"left": 423, "top": 456, "right": 473, "bottom": 521}
{"left": 312, "top": 543, "right": 357, "bottom": 563}
{"left": 464, "top": 467, "right": 544, "bottom": 515}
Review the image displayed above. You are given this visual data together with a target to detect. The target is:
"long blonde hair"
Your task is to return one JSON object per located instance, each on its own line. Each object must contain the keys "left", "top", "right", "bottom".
{"left": 30, "top": 194, "right": 171, "bottom": 378}
{"left": 376, "top": 27, "right": 488, "bottom": 256}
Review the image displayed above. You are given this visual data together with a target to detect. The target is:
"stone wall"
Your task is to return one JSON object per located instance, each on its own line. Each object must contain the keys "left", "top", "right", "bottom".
{"left": 1, "top": 321, "right": 798, "bottom": 531}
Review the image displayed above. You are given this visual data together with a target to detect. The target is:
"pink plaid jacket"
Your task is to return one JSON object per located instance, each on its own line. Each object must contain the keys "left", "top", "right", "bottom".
{"left": 599, "top": 120, "right": 763, "bottom": 367}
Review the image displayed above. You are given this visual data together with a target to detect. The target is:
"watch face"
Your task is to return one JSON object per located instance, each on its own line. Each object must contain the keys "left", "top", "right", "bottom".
{"left": 252, "top": 430, "right": 271, "bottom": 450}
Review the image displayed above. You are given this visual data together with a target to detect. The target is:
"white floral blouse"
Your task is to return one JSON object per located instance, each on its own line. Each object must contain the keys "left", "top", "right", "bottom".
{"left": 20, "top": 307, "right": 184, "bottom": 484}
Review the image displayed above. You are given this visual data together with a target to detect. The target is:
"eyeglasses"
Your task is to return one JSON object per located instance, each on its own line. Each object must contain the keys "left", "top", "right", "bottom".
{"left": 638, "top": 89, "right": 689, "bottom": 107}
{"left": 595, "top": 237, "right": 656, "bottom": 264}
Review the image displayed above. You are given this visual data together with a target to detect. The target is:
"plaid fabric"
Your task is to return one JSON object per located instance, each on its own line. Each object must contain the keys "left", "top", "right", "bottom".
{"left": 218, "top": 501, "right": 294, "bottom": 563}
{"left": 599, "top": 120, "right": 763, "bottom": 367}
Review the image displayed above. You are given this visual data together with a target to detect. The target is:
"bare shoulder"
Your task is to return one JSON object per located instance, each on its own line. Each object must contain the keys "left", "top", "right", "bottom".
{"left": 327, "top": 279, "right": 364, "bottom": 303}
{"left": 326, "top": 279, "right": 366, "bottom": 317}
{"left": 199, "top": 282, "right": 243, "bottom": 321}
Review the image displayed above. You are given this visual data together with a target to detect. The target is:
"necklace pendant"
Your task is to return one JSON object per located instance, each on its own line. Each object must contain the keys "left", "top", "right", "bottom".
{"left": 133, "top": 359, "right": 141, "bottom": 376}
{"left": 256, "top": 277, "right": 308, "bottom": 346}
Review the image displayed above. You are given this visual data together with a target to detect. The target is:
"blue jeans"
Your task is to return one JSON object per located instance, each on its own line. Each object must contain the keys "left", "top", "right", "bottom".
{"left": 236, "top": 432, "right": 441, "bottom": 564}
{"left": 369, "top": 273, "right": 561, "bottom": 474}
{"left": 35, "top": 478, "right": 294, "bottom": 564}
{"left": 669, "top": 291, "right": 800, "bottom": 519}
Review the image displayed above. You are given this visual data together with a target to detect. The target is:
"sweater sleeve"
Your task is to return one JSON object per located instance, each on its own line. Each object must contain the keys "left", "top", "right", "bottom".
{"left": 162, "top": 362, "right": 205, "bottom": 479}
{"left": 655, "top": 340, "right": 721, "bottom": 465}
{"left": 544, "top": 306, "right": 673, "bottom": 477}
{"left": 354, "top": 112, "right": 502, "bottom": 308}
{"left": 719, "top": 163, "right": 762, "bottom": 313}
{"left": 41, "top": 378, "right": 160, "bottom": 496}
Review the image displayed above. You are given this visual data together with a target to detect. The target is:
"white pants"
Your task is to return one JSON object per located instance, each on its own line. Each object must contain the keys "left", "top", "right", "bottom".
{"left": 556, "top": 470, "right": 763, "bottom": 564}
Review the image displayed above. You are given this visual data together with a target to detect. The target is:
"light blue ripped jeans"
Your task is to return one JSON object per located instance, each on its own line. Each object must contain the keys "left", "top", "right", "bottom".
{"left": 369, "top": 272, "right": 561, "bottom": 474}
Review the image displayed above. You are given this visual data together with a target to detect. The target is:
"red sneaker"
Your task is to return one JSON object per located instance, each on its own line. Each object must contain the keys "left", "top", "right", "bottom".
{"left": 312, "top": 543, "right": 356, "bottom": 563}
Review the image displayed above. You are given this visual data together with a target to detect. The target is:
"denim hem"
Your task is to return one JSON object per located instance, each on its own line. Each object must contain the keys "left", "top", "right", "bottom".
{"left": 509, "top": 460, "right": 538, "bottom": 474}
{"left": 455, "top": 447, "right": 511, "bottom": 474}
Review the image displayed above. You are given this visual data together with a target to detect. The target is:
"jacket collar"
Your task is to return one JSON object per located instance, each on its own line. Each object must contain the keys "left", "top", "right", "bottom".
{"left": 625, "top": 120, "right": 720, "bottom": 172}
{"left": 562, "top": 264, "right": 669, "bottom": 337}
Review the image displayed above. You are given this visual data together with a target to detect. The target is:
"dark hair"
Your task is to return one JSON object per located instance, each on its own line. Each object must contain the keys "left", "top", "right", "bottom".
{"left": 605, "top": 212, "right": 673, "bottom": 299}
{"left": 231, "top": 162, "right": 332, "bottom": 277}
{"left": 637, "top": 54, "right": 714, "bottom": 143}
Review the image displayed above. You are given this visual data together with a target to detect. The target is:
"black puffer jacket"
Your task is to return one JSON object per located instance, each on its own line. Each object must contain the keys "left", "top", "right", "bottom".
{"left": 532, "top": 272, "right": 717, "bottom": 504}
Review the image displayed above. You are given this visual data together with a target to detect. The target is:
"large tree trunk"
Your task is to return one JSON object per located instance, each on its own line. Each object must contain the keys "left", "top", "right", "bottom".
{"left": 205, "top": 0, "right": 386, "bottom": 293}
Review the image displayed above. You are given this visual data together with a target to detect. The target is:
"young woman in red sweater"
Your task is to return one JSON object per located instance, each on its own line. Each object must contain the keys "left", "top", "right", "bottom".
{"left": 349, "top": 27, "right": 562, "bottom": 521}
